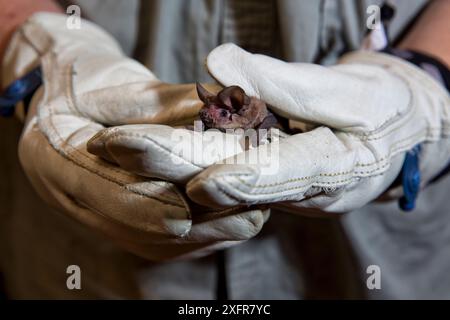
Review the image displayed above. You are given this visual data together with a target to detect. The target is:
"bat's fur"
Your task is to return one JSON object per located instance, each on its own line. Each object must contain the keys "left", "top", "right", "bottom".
{"left": 196, "top": 83, "right": 285, "bottom": 132}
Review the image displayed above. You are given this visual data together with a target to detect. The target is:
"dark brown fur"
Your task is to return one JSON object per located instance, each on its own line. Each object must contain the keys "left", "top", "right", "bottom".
{"left": 196, "top": 83, "right": 283, "bottom": 132}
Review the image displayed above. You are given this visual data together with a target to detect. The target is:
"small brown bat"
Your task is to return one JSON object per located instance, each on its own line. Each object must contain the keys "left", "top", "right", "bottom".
{"left": 196, "top": 83, "right": 285, "bottom": 132}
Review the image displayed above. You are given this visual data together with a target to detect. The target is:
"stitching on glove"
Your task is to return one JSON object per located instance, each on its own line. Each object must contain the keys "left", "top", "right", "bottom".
{"left": 64, "top": 63, "right": 84, "bottom": 117}
{"left": 37, "top": 69, "right": 186, "bottom": 209}
{"left": 233, "top": 177, "right": 354, "bottom": 194}
{"left": 356, "top": 128, "right": 439, "bottom": 167}
{"left": 201, "top": 52, "right": 449, "bottom": 202}
{"left": 346, "top": 58, "right": 446, "bottom": 142}
{"left": 50, "top": 132, "right": 186, "bottom": 207}
{"left": 212, "top": 130, "right": 430, "bottom": 197}
{"left": 215, "top": 178, "right": 259, "bottom": 204}
{"left": 67, "top": 190, "right": 190, "bottom": 238}
{"left": 57, "top": 63, "right": 169, "bottom": 178}
{"left": 188, "top": 126, "right": 434, "bottom": 203}
{"left": 49, "top": 135, "right": 186, "bottom": 208}
{"left": 218, "top": 170, "right": 389, "bottom": 201}
{"left": 347, "top": 56, "right": 449, "bottom": 142}
{"left": 59, "top": 63, "right": 191, "bottom": 207}
{"left": 351, "top": 69, "right": 415, "bottom": 140}
{"left": 354, "top": 130, "right": 440, "bottom": 167}
{"left": 214, "top": 176, "right": 311, "bottom": 202}
{"left": 214, "top": 170, "right": 384, "bottom": 204}
{"left": 36, "top": 120, "right": 188, "bottom": 218}
{"left": 127, "top": 183, "right": 186, "bottom": 205}
{"left": 188, "top": 173, "right": 254, "bottom": 205}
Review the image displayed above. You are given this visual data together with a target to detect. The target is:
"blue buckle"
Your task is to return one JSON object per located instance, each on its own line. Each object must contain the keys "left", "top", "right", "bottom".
{"left": 0, "top": 66, "right": 42, "bottom": 117}
{"left": 398, "top": 145, "right": 421, "bottom": 211}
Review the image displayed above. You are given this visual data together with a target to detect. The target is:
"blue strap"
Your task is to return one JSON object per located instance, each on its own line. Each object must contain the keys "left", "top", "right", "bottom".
{"left": 398, "top": 146, "right": 450, "bottom": 211}
{"left": 0, "top": 66, "right": 42, "bottom": 117}
{"left": 398, "top": 145, "right": 421, "bottom": 211}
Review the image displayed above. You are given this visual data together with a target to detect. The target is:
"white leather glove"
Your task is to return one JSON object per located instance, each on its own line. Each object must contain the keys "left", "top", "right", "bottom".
{"left": 2, "top": 14, "right": 269, "bottom": 261}
{"left": 113, "top": 43, "right": 449, "bottom": 214}
{"left": 185, "top": 44, "right": 449, "bottom": 213}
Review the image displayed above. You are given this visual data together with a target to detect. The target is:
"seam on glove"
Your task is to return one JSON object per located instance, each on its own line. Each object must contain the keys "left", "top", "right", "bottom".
{"left": 58, "top": 63, "right": 181, "bottom": 182}
{"left": 345, "top": 67, "right": 415, "bottom": 137}
{"left": 355, "top": 129, "right": 448, "bottom": 167}
{"left": 188, "top": 126, "right": 438, "bottom": 204}
{"left": 50, "top": 138, "right": 186, "bottom": 207}
{"left": 209, "top": 130, "right": 431, "bottom": 197}
{"left": 64, "top": 63, "right": 85, "bottom": 118}
{"left": 36, "top": 68, "right": 187, "bottom": 210}
{"left": 216, "top": 171, "right": 385, "bottom": 202}
{"left": 57, "top": 63, "right": 191, "bottom": 208}
{"left": 44, "top": 121, "right": 156, "bottom": 187}
{"left": 47, "top": 134, "right": 186, "bottom": 208}
{"left": 356, "top": 128, "right": 439, "bottom": 168}
{"left": 216, "top": 177, "right": 260, "bottom": 204}
{"left": 345, "top": 56, "right": 448, "bottom": 141}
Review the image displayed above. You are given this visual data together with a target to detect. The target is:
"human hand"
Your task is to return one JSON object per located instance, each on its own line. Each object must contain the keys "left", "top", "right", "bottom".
{"left": 3, "top": 15, "right": 269, "bottom": 260}
{"left": 184, "top": 44, "right": 450, "bottom": 213}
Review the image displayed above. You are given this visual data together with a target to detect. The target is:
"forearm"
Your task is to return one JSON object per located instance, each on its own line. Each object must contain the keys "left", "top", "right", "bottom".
{"left": 398, "top": 0, "right": 450, "bottom": 67}
{"left": 0, "top": 0, "right": 62, "bottom": 88}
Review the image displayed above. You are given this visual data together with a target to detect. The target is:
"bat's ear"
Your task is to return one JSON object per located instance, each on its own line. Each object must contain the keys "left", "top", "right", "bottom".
{"left": 218, "top": 86, "right": 250, "bottom": 111}
{"left": 196, "top": 82, "right": 215, "bottom": 104}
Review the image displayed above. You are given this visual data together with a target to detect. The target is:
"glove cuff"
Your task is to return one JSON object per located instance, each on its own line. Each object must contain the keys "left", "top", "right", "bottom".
{"left": 345, "top": 51, "right": 450, "bottom": 210}
{"left": 1, "top": 12, "right": 123, "bottom": 120}
{"left": 383, "top": 48, "right": 450, "bottom": 209}
{"left": 3, "top": 12, "right": 123, "bottom": 83}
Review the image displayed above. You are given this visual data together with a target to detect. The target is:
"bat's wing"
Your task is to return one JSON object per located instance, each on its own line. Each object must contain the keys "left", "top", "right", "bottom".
{"left": 256, "top": 112, "right": 279, "bottom": 131}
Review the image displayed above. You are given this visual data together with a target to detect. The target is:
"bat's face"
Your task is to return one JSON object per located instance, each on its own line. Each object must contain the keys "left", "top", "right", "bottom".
{"left": 199, "top": 103, "right": 234, "bottom": 129}
{"left": 196, "top": 83, "right": 252, "bottom": 130}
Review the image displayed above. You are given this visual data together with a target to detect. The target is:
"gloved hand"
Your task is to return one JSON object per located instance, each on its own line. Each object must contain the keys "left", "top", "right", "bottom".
{"left": 2, "top": 14, "right": 269, "bottom": 260}
{"left": 111, "top": 43, "right": 449, "bottom": 214}
{"left": 186, "top": 44, "right": 450, "bottom": 213}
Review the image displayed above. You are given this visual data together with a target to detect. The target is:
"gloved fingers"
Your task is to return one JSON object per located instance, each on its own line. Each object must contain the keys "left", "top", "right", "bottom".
{"left": 75, "top": 76, "right": 221, "bottom": 127}
{"left": 179, "top": 207, "right": 270, "bottom": 243}
{"left": 206, "top": 43, "right": 410, "bottom": 132}
{"left": 36, "top": 38, "right": 220, "bottom": 128}
{"left": 40, "top": 54, "right": 231, "bottom": 184}
{"left": 21, "top": 96, "right": 193, "bottom": 240}
{"left": 87, "top": 124, "right": 248, "bottom": 183}
{"left": 21, "top": 107, "right": 269, "bottom": 258}
{"left": 185, "top": 126, "right": 391, "bottom": 209}
{"left": 75, "top": 49, "right": 222, "bottom": 126}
